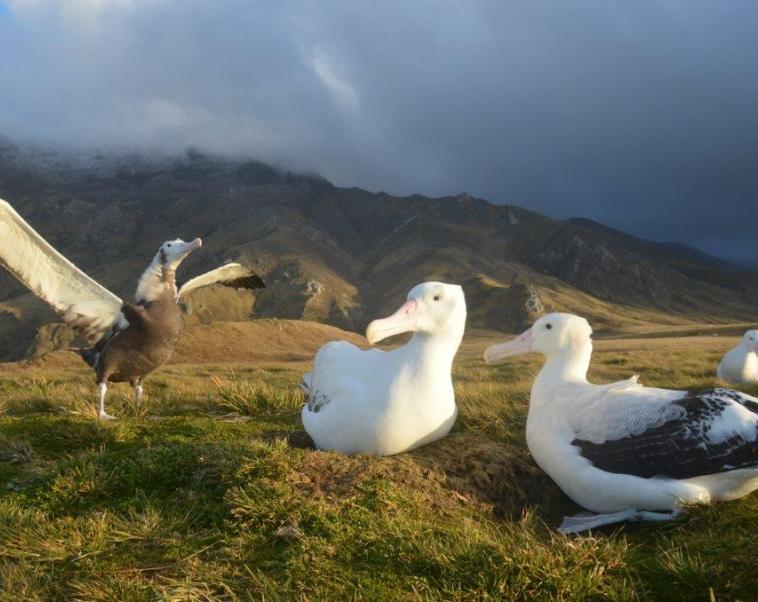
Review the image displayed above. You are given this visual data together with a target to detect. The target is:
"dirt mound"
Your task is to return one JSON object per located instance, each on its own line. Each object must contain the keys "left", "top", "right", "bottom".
{"left": 293, "top": 432, "right": 569, "bottom": 519}
{"left": 413, "top": 434, "right": 567, "bottom": 518}
{"left": 295, "top": 448, "right": 460, "bottom": 514}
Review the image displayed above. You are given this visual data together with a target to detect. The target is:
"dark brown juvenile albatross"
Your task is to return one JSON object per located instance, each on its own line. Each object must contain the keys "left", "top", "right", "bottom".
{"left": 0, "top": 199, "right": 264, "bottom": 419}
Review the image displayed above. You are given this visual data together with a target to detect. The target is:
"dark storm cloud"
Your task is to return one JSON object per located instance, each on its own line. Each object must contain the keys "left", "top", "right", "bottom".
{"left": 1, "top": 1, "right": 757, "bottom": 262}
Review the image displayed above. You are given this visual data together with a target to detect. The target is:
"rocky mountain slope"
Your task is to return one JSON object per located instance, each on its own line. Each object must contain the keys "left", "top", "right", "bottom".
{"left": 0, "top": 139, "right": 756, "bottom": 360}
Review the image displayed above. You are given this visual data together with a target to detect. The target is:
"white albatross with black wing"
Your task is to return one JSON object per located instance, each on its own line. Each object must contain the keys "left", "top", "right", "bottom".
{"left": 301, "top": 282, "right": 466, "bottom": 455}
{"left": 484, "top": 313, "right": 758, "bottom": 533}
{"left": 0, "top": 199, "right": 264, "bottom": 419}
{"left": 717, "top": 330, "right": 758, "bottom": 385}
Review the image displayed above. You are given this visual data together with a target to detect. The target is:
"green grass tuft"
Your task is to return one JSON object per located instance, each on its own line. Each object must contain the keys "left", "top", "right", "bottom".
{"left": 212, "top": 374, "right": 305, "bottom": 416}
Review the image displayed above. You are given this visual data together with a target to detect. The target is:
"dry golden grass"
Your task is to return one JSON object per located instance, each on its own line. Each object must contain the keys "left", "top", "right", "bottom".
{"left": 0, "top": 327, "right": 754, "bottom": 599}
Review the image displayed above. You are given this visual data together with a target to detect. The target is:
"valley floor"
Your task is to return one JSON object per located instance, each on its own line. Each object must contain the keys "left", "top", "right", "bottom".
{"left": 0, "top": 331, "right": 755, "bottom": 600}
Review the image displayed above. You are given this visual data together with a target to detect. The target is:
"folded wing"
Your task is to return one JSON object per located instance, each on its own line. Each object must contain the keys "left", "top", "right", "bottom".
{"left": 573, "top": 389, "right": 758, "bottom": 479}
{"left": 177, "top": 263, "right": 265, "bottom": 299}
{"left": 0, "top": 199, "right": 125, "bottom": 346}
{"left": 304, "top": 341, "right": 383, "bottom": 414}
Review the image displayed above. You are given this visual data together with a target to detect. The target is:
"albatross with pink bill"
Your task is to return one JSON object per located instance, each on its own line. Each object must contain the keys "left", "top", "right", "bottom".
{"left": 485, "top": 313, "right": 758, "bottom": 533}
{"left": 301, "top": 282, "right": 466, "bottom": 455}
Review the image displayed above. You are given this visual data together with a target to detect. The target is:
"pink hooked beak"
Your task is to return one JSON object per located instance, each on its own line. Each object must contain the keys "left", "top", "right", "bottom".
{"left": 176, "top": 238, "right": 202, "bottom": 258}
{"left": 366, "top": 298, "right": 418, "bottom": 346}
{"left": 483, "top": 327, "right": 534, "bottom": 364}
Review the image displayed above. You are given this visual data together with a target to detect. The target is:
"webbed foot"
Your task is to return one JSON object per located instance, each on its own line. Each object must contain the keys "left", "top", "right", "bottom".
{"left": 559, "top": 509, "right": 681, "bottom": 534}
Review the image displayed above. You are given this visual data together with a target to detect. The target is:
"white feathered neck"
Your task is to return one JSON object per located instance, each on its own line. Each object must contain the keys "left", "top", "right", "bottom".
{"left": 401, "top": 328, "right": 463, "bottom": 373}
{"left": 533, "top": 339, "right": 592, "bottom": 392}
{"left": 135, "top": 256, "right": 176, "bottom": 303}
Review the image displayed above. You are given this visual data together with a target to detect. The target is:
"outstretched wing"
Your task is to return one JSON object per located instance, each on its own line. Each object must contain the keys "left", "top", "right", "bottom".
{"left": 0, "top": 199, "right": 125, "bottom": 345}
{"left": 573, "top": 388, "right": 758, "bottom": 479}
{"left": 177, "top": 263, "right": 265, "bottom": 299}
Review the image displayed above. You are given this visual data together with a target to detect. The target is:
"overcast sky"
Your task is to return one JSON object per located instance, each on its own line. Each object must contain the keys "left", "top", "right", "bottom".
{"left": 1, "top": 1, "right": 757, "bottom": 263}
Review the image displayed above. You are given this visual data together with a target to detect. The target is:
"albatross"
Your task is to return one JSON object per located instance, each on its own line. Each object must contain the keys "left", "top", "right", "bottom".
{"left": 484, "top": 313, "right": 758, "bottom": 533}
{"left": 0, "top": 199, "right": 264, "bottom": 419}
{"left": 717, "top": 330, "right": 758, "bottom": 385}
{"left": 301, "top": 282, "right": 466, "bottom": 455}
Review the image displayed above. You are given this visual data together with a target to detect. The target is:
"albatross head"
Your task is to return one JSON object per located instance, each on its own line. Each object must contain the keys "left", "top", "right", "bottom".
{"left": 741, "top": 330, "right": 758, "bottom": 353}
{"left": 366, "top": 282, "right": 466, "bottom": 346}
{"left": 137, "top": 238, "right": 204, "bottom": 303}
{"left": 156, "top": 238, "right": 203, "bottom": 269}
{"left": 484, "top": 313, "right": 592, "bottom": 364}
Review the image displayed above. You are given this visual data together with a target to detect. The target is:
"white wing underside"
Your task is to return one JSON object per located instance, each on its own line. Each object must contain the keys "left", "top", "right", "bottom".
{"left": 177, "top": 263, "right": 263, "bottom": 299}
{"left": 0, "top": 199, "right": 125, "bottom": 345}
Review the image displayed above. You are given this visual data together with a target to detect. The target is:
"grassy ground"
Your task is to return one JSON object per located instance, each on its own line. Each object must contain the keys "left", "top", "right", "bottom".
{"left": 0, "top": 332, "right": 755, "bottom": 600}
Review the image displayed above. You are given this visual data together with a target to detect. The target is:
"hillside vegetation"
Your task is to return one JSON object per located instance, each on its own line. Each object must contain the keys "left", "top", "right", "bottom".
{"left": 0, "top": 328, "right": 755, "bottom": 600}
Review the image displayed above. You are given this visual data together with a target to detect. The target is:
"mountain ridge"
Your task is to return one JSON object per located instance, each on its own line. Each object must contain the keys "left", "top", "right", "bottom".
{"left": 0, "top": 142, "right": 756, "bottom": 360}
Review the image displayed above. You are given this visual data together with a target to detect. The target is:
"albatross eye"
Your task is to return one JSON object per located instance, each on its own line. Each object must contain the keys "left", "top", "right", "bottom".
{"left": 546, "top": 323, "right": 553, "bottom": 330}
{"left": 433, "top": 295, "right": 441, "bottom": 301}
{"left": 167, "top": 243, "right": 172, "bottom": 248}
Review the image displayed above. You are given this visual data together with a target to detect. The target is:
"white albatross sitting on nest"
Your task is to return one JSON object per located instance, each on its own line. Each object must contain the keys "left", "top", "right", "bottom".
{"left": 484, "top": 313, "right": 758, "bottom": 533}
{"left": 0, "top": 199, "right": 264, "bottom": 419}
{"left": 301, "top": 282, "right": 466, "bottom": 455}
{"left": 717, "top": 330, "right": 758, "bottom": 385}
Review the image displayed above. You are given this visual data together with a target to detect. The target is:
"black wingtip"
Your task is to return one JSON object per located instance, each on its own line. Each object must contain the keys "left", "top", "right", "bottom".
{"left": 79, "top": 347, "right": 98, "bottom": 367}
{"left": 223, "top": 274, "right": 265, "bottom": 290}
